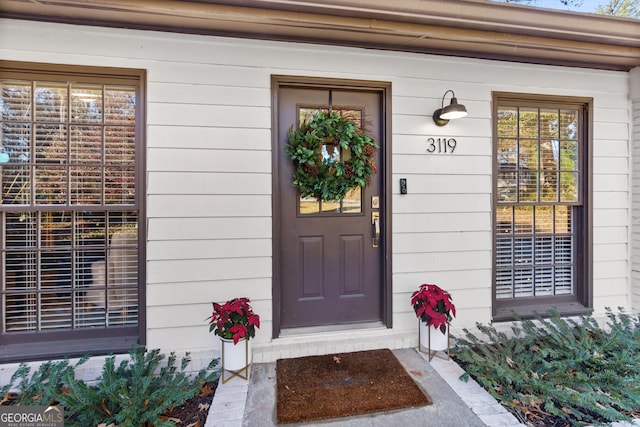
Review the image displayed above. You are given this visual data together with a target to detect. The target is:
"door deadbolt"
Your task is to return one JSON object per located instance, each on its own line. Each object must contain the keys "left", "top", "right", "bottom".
{"left": 371, "top": 196, "right": 380, "bottom": 209}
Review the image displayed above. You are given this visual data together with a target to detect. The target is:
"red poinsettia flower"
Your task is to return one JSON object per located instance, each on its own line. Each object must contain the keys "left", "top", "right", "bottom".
{"left": 207, "top": 297, "right": 260, "bottom": 344}
{"left": 411, "top": 284, "right": 456, "bottom": 333}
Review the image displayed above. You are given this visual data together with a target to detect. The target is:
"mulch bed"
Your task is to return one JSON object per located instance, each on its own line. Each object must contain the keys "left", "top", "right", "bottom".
{"left": 161, "top": 380, "right": 218, "bottom": 426}
{"left": 1, "top": 380, "right": 218, "bottom": 427}
{"left": 275, "top": 348, "right": 431, "bottom": 424}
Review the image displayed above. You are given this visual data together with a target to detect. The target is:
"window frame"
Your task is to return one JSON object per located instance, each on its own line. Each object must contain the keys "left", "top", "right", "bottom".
{"left": 0, "top": 61, "right": 146, "bottom": 362}
{"left": 492, "top": 92, "right": 593, "bottom": 321}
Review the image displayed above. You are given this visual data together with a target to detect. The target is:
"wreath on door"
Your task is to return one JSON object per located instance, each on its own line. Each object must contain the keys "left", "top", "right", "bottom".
{"left": 285, "top": 111, "right": 378, "bottom": 201}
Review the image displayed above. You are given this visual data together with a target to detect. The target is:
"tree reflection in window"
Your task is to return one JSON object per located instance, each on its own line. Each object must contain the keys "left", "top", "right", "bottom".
{"left": 495, "top": 103, "right": 581, "bottom": 300}
{"left": 1, "top": 79, "right": 139, "bottom": 333}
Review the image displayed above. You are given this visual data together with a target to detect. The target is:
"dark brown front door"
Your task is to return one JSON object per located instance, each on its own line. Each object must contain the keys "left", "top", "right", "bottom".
{"left": 276, "top": 84, "right": 385, "bottom": 330}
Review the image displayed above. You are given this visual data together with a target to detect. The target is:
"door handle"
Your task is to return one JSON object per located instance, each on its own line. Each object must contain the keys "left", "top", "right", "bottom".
{"left": 372, "top": 215, "right": 380, "bottom": 248}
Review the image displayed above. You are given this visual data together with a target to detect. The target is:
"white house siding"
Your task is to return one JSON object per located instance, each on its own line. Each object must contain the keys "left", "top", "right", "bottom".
{"left": 0, "top": 18, "right": 632, "bottom": 363}
{"left": 631, "top": 67, "right": 640, "bottom": 313}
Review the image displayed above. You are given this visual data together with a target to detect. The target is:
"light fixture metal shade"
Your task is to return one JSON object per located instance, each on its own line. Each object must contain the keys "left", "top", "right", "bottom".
{"left": 439, "top": 97, "right": 468, "bottom": 120}
{"left": 433, "top": 91, "right": 468, "bottom": 126}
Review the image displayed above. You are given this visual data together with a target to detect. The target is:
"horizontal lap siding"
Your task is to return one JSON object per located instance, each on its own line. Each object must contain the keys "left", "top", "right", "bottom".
{"left": 0, "top": 18, "right": 632, "bottom": 354}
{"left": 144, "top": 61, "right": 273, "bottom": 349}
{"left": 631, "top": 68, "right": 640, "bottom": 313}
{"left": 592, "top": 76, "right": 633, "bottom": 313}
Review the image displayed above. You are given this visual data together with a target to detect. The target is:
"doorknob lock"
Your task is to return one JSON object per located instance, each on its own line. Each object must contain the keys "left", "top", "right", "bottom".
{"left": 372, "top": 212, "right": 380, "bottom": 248}
{"left": 371, "top": 211, "right": 380, "bottom": 224}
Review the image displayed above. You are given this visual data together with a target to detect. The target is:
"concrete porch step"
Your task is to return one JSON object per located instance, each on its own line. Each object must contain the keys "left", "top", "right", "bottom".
{"left": 251, "top": 326, "right": 416, "bottom": 364}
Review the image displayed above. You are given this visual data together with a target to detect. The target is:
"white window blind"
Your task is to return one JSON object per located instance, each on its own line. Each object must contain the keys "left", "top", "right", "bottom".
{"left": 1, "top": 79, "right": 139, "bottom": 334}
{"left": 495, "top": 104, "right": 579, "bottom": 300}
{"left": 495, "top": 206, "right": 574, "bottom": 299}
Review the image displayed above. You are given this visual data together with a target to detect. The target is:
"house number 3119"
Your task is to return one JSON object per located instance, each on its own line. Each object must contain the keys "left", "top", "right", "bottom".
{"left": 426, "top": 138, "right": 457, "bottom": 153}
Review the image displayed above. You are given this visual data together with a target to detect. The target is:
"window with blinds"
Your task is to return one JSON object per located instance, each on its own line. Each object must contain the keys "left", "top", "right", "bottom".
{"left": 0, "top": 62, "right": 144, "bottom": 361}
{"left": 493, "top": 93, "right": 591, "bottom": 317}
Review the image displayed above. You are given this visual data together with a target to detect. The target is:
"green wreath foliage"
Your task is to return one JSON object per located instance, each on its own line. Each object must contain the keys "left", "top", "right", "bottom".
{"left": 285, "top": 111, "right": 378, "bottom": 201}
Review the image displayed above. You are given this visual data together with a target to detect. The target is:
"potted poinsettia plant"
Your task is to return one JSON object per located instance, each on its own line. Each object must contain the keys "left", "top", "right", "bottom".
{"left": 207, "top": 297, "right": 260, "bottom": 344}
{"left": 411, "top": 284, "right": 456, "bottom": 352}
{"left": 207, "top": 297, "right": 260, "bottom": 381}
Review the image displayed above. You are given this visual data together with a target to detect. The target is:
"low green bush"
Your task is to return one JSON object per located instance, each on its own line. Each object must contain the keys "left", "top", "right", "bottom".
{"left": 452, "top": 308, "right": 640, "bottom": 426}
{"left": 1, "top": 347, "right": 219, "bottom": 427}
{"left": 1, "top": 355, "right": 86, "bottom": 407}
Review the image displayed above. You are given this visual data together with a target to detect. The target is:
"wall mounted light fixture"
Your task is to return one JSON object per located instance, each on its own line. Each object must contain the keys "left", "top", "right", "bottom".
{"left": 432, "top": 90, "right": 468, "bottom": 126}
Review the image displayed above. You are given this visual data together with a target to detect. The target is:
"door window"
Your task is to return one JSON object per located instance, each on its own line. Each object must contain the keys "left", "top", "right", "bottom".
{"left": 297, "top": 107, "right": 364, "bottom": 215}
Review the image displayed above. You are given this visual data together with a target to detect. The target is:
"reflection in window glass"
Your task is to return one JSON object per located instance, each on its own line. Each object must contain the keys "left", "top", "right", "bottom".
{"left": 71, "top": 84, "right": 103, "bottom": 124}
{"left": 514, "top": 206, "right": 533, "bottom": 233}
{"left": 341, "top": 187, "right": 362, "bottom": 213}
{"left": 322, "top": 144, "right": 340, "bottom": 163}
{"left": 539, "top": 109, "right": 558, "bottom": 140}
{"left": 519, "top": 108, "right": 538, "bottom": 138}
{"left": 497, "top": 107, "right": 517, "bottom": 138}
{"left": 497, "top": 138, "right": 516, "bottom": 166}
{"left": 71, "top": 125, "right": 102, "bottom": 164}
{"left": 321, "top": 199, "right": 342, "bottom": 213}
{"left": 4, "top": 84, "right": 137, "bottom": 207}
{"left": 497, "top": 169, "right": 517, "bottom": 202}
{"left": 1, "top": 77, "right": 139, "bottom": 335}
{"left": 495, "top": 102, "right": 581, "bottom": 301}
{"left": 35, "top": 166, "right": 67, "bottom": 205}
{"left": 497, "top": 107, "right": 579, "bottom": 204}
{"left": 36, "top": 124, "right": 67, "bottom": 162}
{"left": 560, "top": 110, "right": 578, "bottom": 139}
{"left": 300, "top": 196, "right": 320, "bottom": 214}
{"left": 35, "top": 83, "right": 67, "bottom": 122}
{"left": 299, "top": 187, "right": 362, "bottom": 214}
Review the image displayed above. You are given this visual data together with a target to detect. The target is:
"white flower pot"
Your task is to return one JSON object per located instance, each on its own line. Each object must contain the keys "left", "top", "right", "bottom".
{"left": 221, "top": 337, "right": 250, "bottom": 372}
{"left": 420, "top": 322, "right": 449, "bottom": 352}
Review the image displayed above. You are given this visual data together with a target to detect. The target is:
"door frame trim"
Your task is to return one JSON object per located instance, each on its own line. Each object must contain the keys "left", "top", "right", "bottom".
{"left": 270, "top": 75, "right": 393, "bottom": 338}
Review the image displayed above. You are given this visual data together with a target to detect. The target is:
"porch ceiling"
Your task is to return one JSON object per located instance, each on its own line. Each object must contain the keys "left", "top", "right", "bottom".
{"left": 1, "top": 0, "right": 639, "bottom": 71}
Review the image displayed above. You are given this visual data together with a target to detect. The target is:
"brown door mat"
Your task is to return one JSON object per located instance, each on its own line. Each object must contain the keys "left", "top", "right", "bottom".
{"left": 276, "top": 348, "right": 431, "bottom": 424}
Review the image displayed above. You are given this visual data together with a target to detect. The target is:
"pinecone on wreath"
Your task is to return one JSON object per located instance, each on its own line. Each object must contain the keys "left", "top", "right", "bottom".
{"left": 343, "top": 162, "right": 354, "bottom": 179}
{"left": 363, "top": 144, "right": 376, "bottom": 157}
{"left": 304, "top": 163, "right": 319, "bottom": 177}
